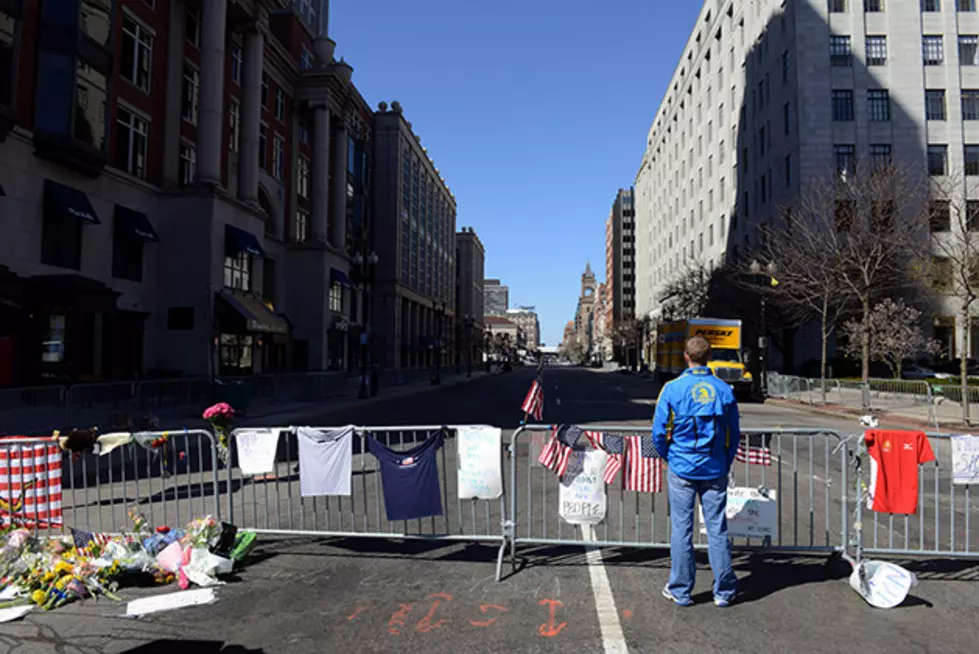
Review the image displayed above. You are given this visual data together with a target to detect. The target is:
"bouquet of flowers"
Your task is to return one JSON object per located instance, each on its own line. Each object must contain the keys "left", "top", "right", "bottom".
{"left": 202, "top": 403, "right": 235, "bottom": 464}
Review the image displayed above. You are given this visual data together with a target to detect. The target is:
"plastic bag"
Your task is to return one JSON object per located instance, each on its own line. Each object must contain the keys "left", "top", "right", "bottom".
{"left": 849, "top": 560, "right": 917, "bottom": 609}
{"left": 179, "top": 547, "right": 233, "bottom": 589}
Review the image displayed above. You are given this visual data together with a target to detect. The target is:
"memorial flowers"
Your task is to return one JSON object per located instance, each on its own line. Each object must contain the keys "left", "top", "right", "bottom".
{"left": 202, "top": 402, "right": 236, "bottom": 464}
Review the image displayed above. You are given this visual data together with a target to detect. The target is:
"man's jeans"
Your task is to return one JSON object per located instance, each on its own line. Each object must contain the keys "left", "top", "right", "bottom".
{"left": 667, "top": 469, "right": 738, "bottom": 603}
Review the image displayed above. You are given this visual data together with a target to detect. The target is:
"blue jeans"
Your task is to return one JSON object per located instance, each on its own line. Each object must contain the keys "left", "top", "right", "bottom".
{"left": 667, "top": 469, "right": 738, "bottom": 603}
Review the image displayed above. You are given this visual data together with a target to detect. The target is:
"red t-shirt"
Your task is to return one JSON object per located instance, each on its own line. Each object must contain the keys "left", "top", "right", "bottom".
{"left": 865, "top": 430, "right": 935, "bottom": 515}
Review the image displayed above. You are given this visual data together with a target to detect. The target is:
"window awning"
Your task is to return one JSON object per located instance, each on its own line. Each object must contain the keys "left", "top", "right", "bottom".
{"left": 44, "top": 179, "right": 100, "bottom": 224}
{"left": 216, "top": 291, "right": 288, "bottom": 335}
{"left": 330, "top": 268, "right": 352, "bottom": 288}
{"left": 225, "top": 224, "right": 264, "bottom": 257}
{"left": 114, "top": 205, "right": 159, "bottom": 242}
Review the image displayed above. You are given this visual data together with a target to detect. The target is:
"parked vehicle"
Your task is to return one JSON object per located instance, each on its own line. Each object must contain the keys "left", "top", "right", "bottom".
{"left": 900, "top": 363, "right": 943, "bottom": 380}
{"left": 654, "top": 318, "right": 752, "bottom": 399}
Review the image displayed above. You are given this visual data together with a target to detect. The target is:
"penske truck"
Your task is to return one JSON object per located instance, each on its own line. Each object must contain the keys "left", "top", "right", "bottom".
{"left": 655, "top": 318, "right": 752, "bottom": 398}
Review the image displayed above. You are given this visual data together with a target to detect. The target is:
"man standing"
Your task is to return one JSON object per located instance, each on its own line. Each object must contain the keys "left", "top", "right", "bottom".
{"left": 652, "top": 335, "right": 740, "bottom": 607}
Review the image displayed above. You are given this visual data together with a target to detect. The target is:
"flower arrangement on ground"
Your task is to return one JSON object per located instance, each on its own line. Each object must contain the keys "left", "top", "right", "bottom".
{"left": 202, "top": 402, "right": 235, "bottom": 464}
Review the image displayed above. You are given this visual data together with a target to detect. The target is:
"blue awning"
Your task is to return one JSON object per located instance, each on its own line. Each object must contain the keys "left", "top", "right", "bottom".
{"left": 225, "top": 224, "right": 264, "bottom": 257}
{"left": 114, "top": 205, "right": 158, "bottom": 242}
{"left": 43, "top": 179, "right": 99, "bottom": 224}
{"left": 330, "top": 268, "right": 352, "bottom": 288}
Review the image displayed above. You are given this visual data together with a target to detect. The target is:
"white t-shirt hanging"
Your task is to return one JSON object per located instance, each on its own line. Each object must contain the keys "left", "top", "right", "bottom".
{"left": 456, "top": 426, "right": 503, "bottom": 500}
{"left": 297, "top": 426, "right": 356, "bottom": 496}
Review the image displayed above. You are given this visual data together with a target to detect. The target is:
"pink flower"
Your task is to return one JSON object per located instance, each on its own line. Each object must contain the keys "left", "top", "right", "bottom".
{"left": 202, "top": 402, "right": 235, "bottom": 420}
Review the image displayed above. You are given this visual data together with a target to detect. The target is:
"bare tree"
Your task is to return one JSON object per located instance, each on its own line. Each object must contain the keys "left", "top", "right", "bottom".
{"left": 613, "top": 319, "right": 644, "bottom": 369}
{"left": 659, "top": 259, "right": 712, "bottom": 321}
{"left": 840, "top": 297, "right": 941, "bottom": 378}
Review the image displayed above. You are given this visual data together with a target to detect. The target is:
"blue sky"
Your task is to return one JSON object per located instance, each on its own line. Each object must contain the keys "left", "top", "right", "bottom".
{"left": 332, "top": 0, "right": 702, "bottom": 345}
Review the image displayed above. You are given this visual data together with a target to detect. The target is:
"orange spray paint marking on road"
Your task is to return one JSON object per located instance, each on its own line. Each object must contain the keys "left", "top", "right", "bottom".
{"left": 387, "top": 603, "right": 414, "bottom": 635}
{"left": 467, "top": 603, "right": 508, "bottom": 627}
{"left": 347, "top": 606, "right": 369, "bottom": 621}
{"left": 415, "top": 593, "right": 452, "bottom": 633}
{"left": 622, "top": 609, "right": 633, "bottom": 620}
{"left": 537, "top": 599, "right": 567, "bottom": 638}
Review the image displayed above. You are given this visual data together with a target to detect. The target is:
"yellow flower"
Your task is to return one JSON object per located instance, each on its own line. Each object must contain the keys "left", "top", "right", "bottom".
{"left": 31, "top": 590, "right": 47, "bottom": 605}
{"left": 55, "top": 576, "right": 70, "bottom": 590}
{"left": 55, "top": 561, "right": 73, "bottom": 574}
{"left": 42, "top": 571, "right": 55, "bottom": 583}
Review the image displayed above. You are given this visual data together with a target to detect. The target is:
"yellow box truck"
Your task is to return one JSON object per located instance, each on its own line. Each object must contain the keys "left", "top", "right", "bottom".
{"left": 655, "top": 318, "right": 752, "bottom": 397}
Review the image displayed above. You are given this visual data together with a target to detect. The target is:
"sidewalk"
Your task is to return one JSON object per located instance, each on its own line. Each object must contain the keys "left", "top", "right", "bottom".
{"left": 767, "top": 395, "right": 979, "bottom": 430}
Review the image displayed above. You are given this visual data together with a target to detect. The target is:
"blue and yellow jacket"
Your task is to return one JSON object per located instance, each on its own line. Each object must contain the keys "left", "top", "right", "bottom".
{"left": 652, "top": 367, "right": 740, "bottom": 481}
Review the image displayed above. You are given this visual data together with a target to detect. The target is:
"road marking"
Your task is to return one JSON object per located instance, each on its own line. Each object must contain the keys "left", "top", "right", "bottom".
{"left": 582, "top": 525, "right": 628, "bottom": 654}
{"left": 556, "top": 398, "right": 562, "bottom": 406}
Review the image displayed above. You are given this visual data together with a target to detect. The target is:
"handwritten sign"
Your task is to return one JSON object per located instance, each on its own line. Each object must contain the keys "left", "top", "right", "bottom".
{"left": 699, "top": 486, "right": 778, "bottom": 539}
{"left": 951, "top": 434, "right": 979, "bottom": 485}
{"left": 235, "top": 429, "right": 280, "bottom": 476}
{"left": 559, "top": 449, "right": 607, "bottom": 526}
{"left": 457, "top": 427, "right": 503, "bottom": 500}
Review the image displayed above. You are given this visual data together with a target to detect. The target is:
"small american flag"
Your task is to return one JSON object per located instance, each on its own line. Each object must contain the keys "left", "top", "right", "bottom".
{"left": 585, "top": 432, "right": 625, "bottom": 484}
{"left": 538, "top": 425, "right": 582, "bottom": 477}
{"left": 521, "top": 377, "right": 544, "bottom": 422}
{"left": 736, "top": 433, "right": 773, "bottom": 466}
{"left": 624, "top": 435, "right": 663, "bottom": 493}
{"left": 0, "top": 440, "right": 63, "bottom": 529}
{"left": 71, "top": 527, "right": 112, "bottom": 557}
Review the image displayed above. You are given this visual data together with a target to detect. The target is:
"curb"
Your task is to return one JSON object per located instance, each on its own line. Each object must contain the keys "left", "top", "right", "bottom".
{"left": 764, "top": 397, "right": 964, "bottom": 429}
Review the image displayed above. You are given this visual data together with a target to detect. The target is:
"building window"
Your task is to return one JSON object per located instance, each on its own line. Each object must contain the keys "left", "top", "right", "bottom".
{"left": 181, "top": 65, "right": 199, "bottom": 123}
{"left": 329, "top": 282, "right": 343, "bottom": 313}
{"left": 300, "top": 45, "right": 313, "bottom": 70}
{"left": 926, "top": 89, "right": 947, "bottom": 120}
{"left": 273, "top": 133, "right": 285, "bottom": 179}
{"left": 782, "top": 50, "right": 789, "bottom": 83}
{"left": 179, "top": 142, "right": 196, "bottom": 185}
{"left": 961, "top": 0, "right": 977, "bottom": 10}
{"left": 923, "top": 36, "right": 944, "bottom": 65}
{"left": 41, "top": 204, "right": 83, "bottom": 270}
{"left": 299, "top": 0, "right": 316, "bottom": 24}
{"left": 865, "top": 0, "right": 884, "bottom": 10}
{"left": 167, "top": 308, "right": 194, "bottom": 331}
{"left": 832, "top": 89, "right": 854, "bottom": 121}
{"left": 930, "top": 200, "right": 952, "bottom": 232}
{"left": 186, "top": 5, "right": 200, "bottom": 47}
{"left": 830, "top": 0, "right": 848, "bottom": 11}
{"left": 785, "top": 154, "right": 791, "bottom": 186}
{"left": 968, "top": 201, "right": 979, "bottom": 230}
{"left": 229, "top": 99, "right": 240, "bottom": 152}
{"left": 868, "top": 89, "right": 891, "bottom": 121}
{"left": 274, "top": 88, "right": 285, "bottom": 122}
{"left": 294, "top": 208, "right": 309, "bottom": 243}
{"left": 866, "top": 36, "right": 887, "bottom": 66}
{"left": 260, "top": 72, "right": 269, "bottom": 107}
{"left": 297, "top": 156, "right": 310, "bottom": 198}
{"left": 259, "top": 124, "right": 268, "bottom": 170}
{"left": 74, "top": 59, "right": 108, "bottom": 150}
{"left": 219, "top": 334, "right": 253, "bottom": 374}
{"left": 299, "top": 120, "right": 309, "bottom": 145}
{"left": 870, "top": 144, "right": 892, "bottom": 169}
{"left": 830, "top": 36, "right": 852, "bottom": 67}
{"left": 928, "top": 144, "right": 948, "bottom": 176}
{"left": 963, "top": 90, "right": 979, "bottom": 119}
{"left": 966, "top": 144, "right": 979, "bottom": 175}
{"left": 922, "top": 0, "right": 941, "bottom": 9}
{"left": 224, "top": 252, "right": 252, "bottom": 291}
{"left": 961, "top": 36, "right": 979, "bottom": 65}
{"left": 121, "top": 15, "right": 152, "bottom": 93}
{"left": 112, "top": 219, "right": 144, "bottom": 283}
{"left": 231, "top": 44, "right": 242, "bottom": 84}
{"left": 114, "top": 107, "right": 148, "bottom": 178}
{"left": 835, "top": 144, "right": 856, "bottom": 178}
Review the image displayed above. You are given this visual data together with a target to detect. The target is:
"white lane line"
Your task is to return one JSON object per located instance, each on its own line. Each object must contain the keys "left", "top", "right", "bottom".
{"left": 556, "top": 397, "right": 562, "bottom": 406}
{"left": 581, "top": 525, "right": 629, "bottom": 654}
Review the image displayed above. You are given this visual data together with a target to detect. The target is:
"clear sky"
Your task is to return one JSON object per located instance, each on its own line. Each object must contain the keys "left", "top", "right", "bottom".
{"left": 331, "top": 0, "right": 703, "bottom": 345}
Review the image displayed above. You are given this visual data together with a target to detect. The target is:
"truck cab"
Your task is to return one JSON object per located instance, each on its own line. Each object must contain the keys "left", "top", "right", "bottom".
{"left": 655, "top": 318, "right": 753, "bottom": 399}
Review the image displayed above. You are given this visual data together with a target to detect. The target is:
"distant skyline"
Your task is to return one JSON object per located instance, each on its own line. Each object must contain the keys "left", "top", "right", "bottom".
{"left": 331, "top": 1, "right": 703, "bottom": 344}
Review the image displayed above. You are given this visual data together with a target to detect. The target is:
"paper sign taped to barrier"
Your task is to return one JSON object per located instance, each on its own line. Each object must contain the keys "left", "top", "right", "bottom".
{"left": 699, "top": 487, "right": 778, "bottom": 539}
{"left": 951, "top": 434, "right": 979, "bottom": 486}
{"left": 456, "top": 426, "right": 503, "bottom": 500}
{"left": 559, "top": 449, "right": 608, "bottom": 526}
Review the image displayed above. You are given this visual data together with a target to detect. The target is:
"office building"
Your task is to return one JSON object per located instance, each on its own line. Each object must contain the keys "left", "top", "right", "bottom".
{"left": 455, "top": 226, "right": 486, "bottom": 369}
{"left": 606, "top": 188, "right": 635, "bottom": 362}
{"left": 505, "top": 307, "right": 540, "bottom": 352}
{"left": 372, "top": 101, "right": 457, "bottom": 370}
{"left": 484, "top": 278, "right": 509, "bottom": 315}
{"left": 0, "top": 0, "right": 374, "bottom": 385}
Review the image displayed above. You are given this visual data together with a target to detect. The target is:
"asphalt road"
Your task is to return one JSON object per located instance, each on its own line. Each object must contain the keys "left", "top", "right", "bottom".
{"left": 5, "top": 367, "right": 979, "bottom": 654}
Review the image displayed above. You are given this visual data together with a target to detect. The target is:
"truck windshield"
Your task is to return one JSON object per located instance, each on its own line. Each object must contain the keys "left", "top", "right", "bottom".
{"left": 712, "top": 349, "right": 742, "bottom": 363}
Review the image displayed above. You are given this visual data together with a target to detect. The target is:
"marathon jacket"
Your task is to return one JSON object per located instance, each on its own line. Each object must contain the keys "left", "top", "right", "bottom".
{"left": 652, "top": 366, "right": 741, "bottom": 481}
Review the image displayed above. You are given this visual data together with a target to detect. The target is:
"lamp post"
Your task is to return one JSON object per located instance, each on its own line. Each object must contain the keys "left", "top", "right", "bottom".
{"left": 357, "top": 251, "right": 379, "bottom": 399}
{"left": 464, "top": 317, "right": 475, "bottom": 377}
{"left": 749, "top": 259, "right": 777, "bottom": 397}
{"left": 432, "top": 299, "right": 445, "bottom": 385}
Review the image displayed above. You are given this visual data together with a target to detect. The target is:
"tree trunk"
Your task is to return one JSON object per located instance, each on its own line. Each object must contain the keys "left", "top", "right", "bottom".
{"left": 820, "top": 302, "right": 829, "bottom": 405}
{"left": 861, "top": 295, "right": 871, "bottom": 381}
{"left": 963, "top": 305, "right": 972, "bottom": 425}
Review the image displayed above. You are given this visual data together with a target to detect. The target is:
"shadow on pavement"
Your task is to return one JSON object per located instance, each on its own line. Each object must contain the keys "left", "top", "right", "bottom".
{"left": 123, "top": 642, "right": 264, "bottom": 654}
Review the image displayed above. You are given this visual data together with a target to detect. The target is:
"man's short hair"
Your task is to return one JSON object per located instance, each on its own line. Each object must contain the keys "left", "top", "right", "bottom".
{"left": 685, "top": 336, "right": 712, "bottom": 366}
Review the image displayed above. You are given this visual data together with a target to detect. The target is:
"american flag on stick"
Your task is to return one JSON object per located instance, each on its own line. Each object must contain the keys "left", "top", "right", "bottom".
{"left": 71, "top": 527, "right": 112, "bottom": 557}
{"left": 735, "top": 433, "right": 773, "bottom": 466}
{"left": 521, "top": 374, "right": 544, "bottom": 422}
{"left": 623, "top": 435, "right": 663, "bottom": 493}
{"left": 538, "top": 425, "right": 583, "bottom": 477}
{"left": 585, "top": 431, "right": 625, "bottom": 485}
{"left": 0, "top": 439, "right": 63, "bottom": 529}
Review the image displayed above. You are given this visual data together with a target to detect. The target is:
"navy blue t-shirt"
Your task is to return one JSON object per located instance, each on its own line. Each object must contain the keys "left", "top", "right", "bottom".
{"left": 367, "top": 429, "right": 445, "bottom": 521}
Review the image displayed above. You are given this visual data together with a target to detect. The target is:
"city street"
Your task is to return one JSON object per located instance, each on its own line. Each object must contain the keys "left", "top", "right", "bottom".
{"left": 4, "top": 367, "right": 979, "bottom": 654}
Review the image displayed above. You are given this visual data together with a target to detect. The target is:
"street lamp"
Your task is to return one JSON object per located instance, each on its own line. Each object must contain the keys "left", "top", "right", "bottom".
{"left": 432, "top": 299, "right": 446, "bottom": 385}
{"left": 749, "top": 259, "right": 777, "bottom": 397}
{"left": 463, "top": 316, "right": 475, "bottom": 377}
{"left": 358, "top": 251, "right": 379, "bottom": 399}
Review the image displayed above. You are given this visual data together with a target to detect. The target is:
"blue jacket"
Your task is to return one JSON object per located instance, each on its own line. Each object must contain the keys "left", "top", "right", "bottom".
{"left": 652, "top": 367, "right": 740, "bottom": 481}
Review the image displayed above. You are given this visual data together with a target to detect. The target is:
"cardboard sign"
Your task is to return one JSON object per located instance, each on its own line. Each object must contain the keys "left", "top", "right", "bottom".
{"left": 457, "top": 426, "right": 503, "bottom": 500}
{"left": 951, "top": 434, "right": 979, "bottom": 486}
{"left": 699, "top": 486, "right": 778, "bottom": 539}
{"left": 559, "top": 449, "right": 608, "bottom": 526}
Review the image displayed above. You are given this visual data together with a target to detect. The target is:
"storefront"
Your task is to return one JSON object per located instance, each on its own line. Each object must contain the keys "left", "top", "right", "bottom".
{"left": 214, "top": 289, "right": 290, "bottom": 377}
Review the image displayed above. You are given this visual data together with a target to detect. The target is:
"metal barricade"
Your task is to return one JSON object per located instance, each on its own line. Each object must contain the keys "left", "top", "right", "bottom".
{"left": 500, "top": 425, "right": 850, "bottom": 579}
{"left": 225, "top": 425, "right": 510, "bottom": 578}
{"left": 135, "top": 377, "right": 212, "bottom": 410}
{"left": 67, "top": 381, "right": 137, "bottom": 426}
{"left": 0, "top": 386, "right": 68, "bottom": 435}
{"left": 2, "top": 430, "right": 220, "bottom": 536}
